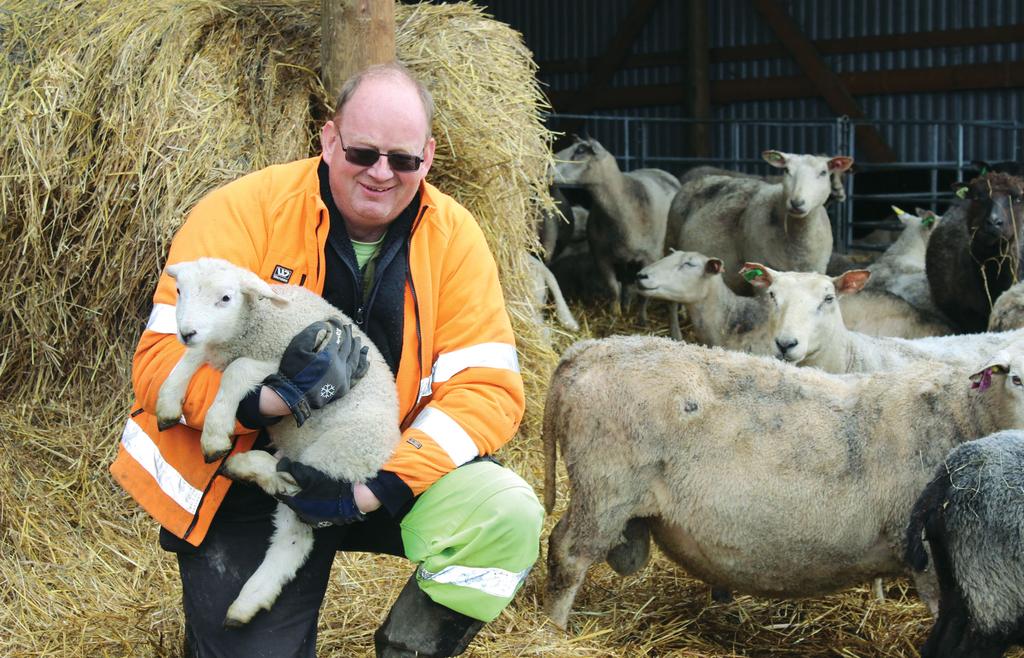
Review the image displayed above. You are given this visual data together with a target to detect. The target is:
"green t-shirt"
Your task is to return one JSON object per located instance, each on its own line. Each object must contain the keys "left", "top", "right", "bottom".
{"left": 352, "top": 235, "right": 385, "bottom": 301}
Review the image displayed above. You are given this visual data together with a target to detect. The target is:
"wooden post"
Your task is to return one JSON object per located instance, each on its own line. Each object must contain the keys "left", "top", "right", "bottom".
{"left": 687, "top": 0, "right": 711, "bottom": 158}
{"left": 321, "top": 0, "right": 396, "bottom": 106}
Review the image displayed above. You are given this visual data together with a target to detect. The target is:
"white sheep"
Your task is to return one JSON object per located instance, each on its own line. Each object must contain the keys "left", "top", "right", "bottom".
{"left": 671, "top": 151, "right": 853, "bottom": 293}
{"left": 838, "top": 289, "right": 954, "bottom": 338}
{"left": 527, "top": 253, "right": 579, "bottom": 339}
{"left": 542, "top": 334, "right": 1024, "bottom": 629}
{"left": 741, "top": 263, "right": 1023, "bottom": 374}
{"left": 155, "top": 257, "right": 400, "bottom": 627}
{"left": 905, "top": 429, "right": 1024, "bottom": 657}
{"left": 678, "top": 163, "right": 849, "bottom": 203}
{"left": 553, "top": 136, "right": 681, "bottom": 319}
{"left": 635, "top": 250, "right": 771, "bottom": 351}
{"left": 989, "top": 280, "right": 1024, "bottom": 331}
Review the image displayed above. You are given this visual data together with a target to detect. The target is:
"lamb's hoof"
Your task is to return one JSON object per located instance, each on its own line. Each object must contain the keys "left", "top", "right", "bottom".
{"left": 203, "top": 447, "right": 231, "bottom": 464}
{"left": 156, "top": 417, "right": 179, "bottom": 431}
{"left": 224, "top": 600, "right": 258, "bottom": 628}
{"left": 223, "top": 615, "right": 247, "bottom": 629}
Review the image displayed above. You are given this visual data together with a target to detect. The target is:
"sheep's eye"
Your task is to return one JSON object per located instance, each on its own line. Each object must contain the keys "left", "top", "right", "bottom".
{"left": 1013, "top": 375, "right": 1022, "bottom": 386}
{"left": 221, "top": 295, "right": 231, "bottom": 303}
{"left": 1014, "top": 196, "right": 1023, "bottom": 204}
{"left": 823, "top": 294, "right": 835, "bottom": 304}
{"left": 175, "top": 287, "right": 180, "bottom": 295}
{"left": 819, "top": 170, "right": 827, "bottom": 177}
{"left": 768, "top": 291, "right": 776, "bottom": 300}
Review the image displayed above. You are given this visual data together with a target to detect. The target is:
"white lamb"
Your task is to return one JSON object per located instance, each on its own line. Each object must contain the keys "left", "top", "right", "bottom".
{"left": 155, "top": 257, "right": 400, "bottom": 627}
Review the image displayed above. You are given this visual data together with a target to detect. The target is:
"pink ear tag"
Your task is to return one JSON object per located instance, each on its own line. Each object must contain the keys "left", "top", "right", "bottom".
{"left": 971, "top": 368, "right": 993, "bottom": 391}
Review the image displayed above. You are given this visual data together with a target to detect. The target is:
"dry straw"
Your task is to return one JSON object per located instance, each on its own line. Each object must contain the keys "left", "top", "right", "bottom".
{"left": 0, "top": 0, "right": 968, "bottom": 656}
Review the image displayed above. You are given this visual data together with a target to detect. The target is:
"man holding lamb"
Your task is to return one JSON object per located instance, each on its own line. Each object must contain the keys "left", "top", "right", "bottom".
{"left": 111, "top": 62, "right": 543, "bottom": 658}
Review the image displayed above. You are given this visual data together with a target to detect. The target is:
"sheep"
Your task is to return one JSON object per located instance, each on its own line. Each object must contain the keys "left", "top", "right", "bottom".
{"left": 678, "top": 163, "right": 849, "bottom": 203}
{"left": 926, "top": 172, "right": 1024, "bottom": 333}
{"left": 537, "top": 184, "right": 575, "bottom": 264}
{"left": 741, "top": 263, "right": 1022, "bottom": 374}
{"left": 671, "top": 150, "right": 853, "bottom": 294}
{"left": 542, "top": 334, "right": 1024, "bottom": 630}
{"left": 905, "top": 429, "right": 1024, "bottom": 657}
{"left": 989, "top": 280, "right": 1024, "bottom": 332}
{"left": 838, "top": 289, "right": 954, "bottom": 339}
{"left": 154, "top": 257, "right": 400, "bottom": 627}
{"left": 527, "top": 253, "right": 580, "bottom": 339}
{"left": 863, "top": 206, "right": 941, "bottom": 304}
{"left": 635, "top": 250, "right": 772, "bottom": 350}
{"left": 553, "top": 136, "right": 681, "bottom": 319}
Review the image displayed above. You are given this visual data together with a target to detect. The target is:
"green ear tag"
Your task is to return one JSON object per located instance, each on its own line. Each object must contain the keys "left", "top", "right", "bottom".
{"left": 922, "top": 213, "right": 936, "bottom": 227}
{"left": 956, "top": 187, "right": 968, "bottom": 199}
{"left": 743, "top": 268, "right": 764, "bottom": 282}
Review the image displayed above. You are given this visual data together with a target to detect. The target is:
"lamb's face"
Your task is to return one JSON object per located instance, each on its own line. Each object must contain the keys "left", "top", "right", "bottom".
{"left": 764, "top": 151, "right": 853, "bottom": 218}
{"left": 170, "top": 264, "right": 250, "bottom": 349}
{"left": 636, "top": 251, "right": 718, "bottom": 304}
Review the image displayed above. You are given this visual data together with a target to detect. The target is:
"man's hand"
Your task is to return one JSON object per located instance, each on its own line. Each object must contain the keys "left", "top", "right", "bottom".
{"left": 275, "top": 457, "right": 366, "bottom": 527}
{"left": 263, "top": 319, "right": 370, "bottom": 426}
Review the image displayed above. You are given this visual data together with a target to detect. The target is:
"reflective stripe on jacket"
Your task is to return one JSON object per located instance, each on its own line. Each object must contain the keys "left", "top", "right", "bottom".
{"left": 109, "top": 156, "right": 525, "bottom": 546}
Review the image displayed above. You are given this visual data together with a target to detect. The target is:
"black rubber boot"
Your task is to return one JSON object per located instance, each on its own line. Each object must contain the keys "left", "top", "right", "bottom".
{"left": 374, "top": 573, "right": 485, "bottom": 658}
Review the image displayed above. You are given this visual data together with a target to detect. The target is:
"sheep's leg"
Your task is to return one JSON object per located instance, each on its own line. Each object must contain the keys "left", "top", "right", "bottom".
{"left": 224, "top": 504, "right": 314, "bottom": 628}
{"left": 201, "top": 358, "right": 278, "bottom": 463}
{"left": 155, "top": 349, "right": 205, "bottom": 430}
{"left": 872, "top": 577, "right": 885, "bottom": 601}
{"left": 669, "top": 302, "right": 682, "bottom": 341}
{"left": 537, "top": 258, "right": 579, "bottom": 332}
{"left": 595, "top": 258, "right": 622, "bottom": 316}
{"left": 223, "top": 451, "right": 300, "bottom": 497}
{"left": 545, "top": 498, "right": 636, "bottom": 630}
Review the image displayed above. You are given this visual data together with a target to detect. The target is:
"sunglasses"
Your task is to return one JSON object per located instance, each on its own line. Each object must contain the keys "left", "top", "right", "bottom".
{"left": 337, "top": 132, "right": 424, "bottom": 172}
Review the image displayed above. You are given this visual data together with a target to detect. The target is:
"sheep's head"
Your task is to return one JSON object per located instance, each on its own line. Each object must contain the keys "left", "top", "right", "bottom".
{"left": 636, "top": 250, "right": 723, "bottom": 303}
{"left": 763, "top": 150, "right": 853, "bottom": 218}
{"left": 958, "top": 172, "right": 1024, "bottom": 248}
{"left": 165, "top": 258, "right": 288, "bottom": 349}
{"left": 553, "top": 136, "right": 612, "bottom": 186}
{"left": 742, "top": 263, "right": 868, "bottom": 365}
{"left": 968, "top": 340, "right": 1024, "bottom": 429}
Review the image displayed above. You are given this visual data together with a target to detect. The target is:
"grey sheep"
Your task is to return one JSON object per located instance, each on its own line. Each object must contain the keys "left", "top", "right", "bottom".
{"left": 543, "top": 335, "right": 1024, "bottom": 629}
{"left": 906, "top": 429, "right": 1024, "bottom": 657}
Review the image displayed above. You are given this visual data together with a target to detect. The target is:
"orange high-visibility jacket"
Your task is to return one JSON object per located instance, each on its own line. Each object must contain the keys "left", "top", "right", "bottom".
{"left": 110, "top": 156, "right": 525, "bottom": 546}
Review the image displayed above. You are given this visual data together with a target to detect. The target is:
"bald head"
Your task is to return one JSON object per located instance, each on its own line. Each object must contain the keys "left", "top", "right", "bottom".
{"left": 332, "top": 62, "right": 434, "bottom": 140}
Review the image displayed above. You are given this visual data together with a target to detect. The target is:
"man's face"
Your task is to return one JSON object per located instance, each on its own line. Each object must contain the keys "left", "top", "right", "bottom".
{"left": 321, "top": 75, "right": 435, "bottom": 241}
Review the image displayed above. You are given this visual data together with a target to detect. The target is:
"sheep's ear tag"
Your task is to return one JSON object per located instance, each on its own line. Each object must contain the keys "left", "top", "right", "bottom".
{"left": 971, "top": 365, "right": 1007, "bottom": 391}
{"left": 890, "top": 204, "right": 908, "bottom": 217}
{"left": 921, "top": 212, "right": 937, "bottom": 227}
{"left": 742, "top": 267, "right": 764, "bottom": 282}
{"left": 955, "top": 186, "right": 969, "bottom": 199}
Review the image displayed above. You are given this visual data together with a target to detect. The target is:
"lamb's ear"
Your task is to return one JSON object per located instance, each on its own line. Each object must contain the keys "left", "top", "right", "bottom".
{"left": 705, "top": 258, "right": 723, "bottom": 275}
{"left": 969, "top": 352, "right": 1010, "bottom": 392}
{"left": 165, "top": 262, "right": 184, "bottom": 280}
{"left": 891, "top": 205, "right": 914, "bottom": 226}
{"left": 740, "top": 262, "right": 773, "bottom": 288}
{"left": 828, "top": 156, "right": 854, "bottom": 173}
{"left": 762, "top": 150, "right": 787, "bottom": 169}
{"left": 915, "top": 208, "right": 939, "bottom": 227}
{"left": 239, "top": 271, "right": 289, "bottom": 308}
{"left": 834, "top": 270, "right": 870, "bottom": 296}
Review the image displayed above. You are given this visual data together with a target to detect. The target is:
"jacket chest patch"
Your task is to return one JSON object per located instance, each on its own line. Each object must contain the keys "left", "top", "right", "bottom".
{"left": 271, "top": 265, "right": 293, "bottom": 283}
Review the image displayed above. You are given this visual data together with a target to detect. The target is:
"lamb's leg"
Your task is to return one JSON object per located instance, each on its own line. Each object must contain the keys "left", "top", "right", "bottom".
{"left": 223, "top": 451, "right": 300, "bottom": 497}
{"left": 224, "top": 504, "right": 314, "bottom": 628}
{"left": 200, "top": 357, "right": 277, "bottom": 463}
{"left": 155, "top": 348, "right": 206, "bottom": 430}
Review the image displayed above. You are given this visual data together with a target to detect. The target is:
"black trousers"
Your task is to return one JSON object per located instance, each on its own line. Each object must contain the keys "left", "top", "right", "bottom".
{"left": 160, "top": 479, "right": 406, "bottom": 658}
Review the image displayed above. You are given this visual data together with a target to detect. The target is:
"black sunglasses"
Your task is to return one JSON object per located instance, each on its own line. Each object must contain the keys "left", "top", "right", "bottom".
{"left": 337, "top": 132, "right": 424, "bottom": 172}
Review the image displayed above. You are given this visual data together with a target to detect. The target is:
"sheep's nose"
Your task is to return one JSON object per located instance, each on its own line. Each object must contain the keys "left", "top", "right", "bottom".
{"left": 789, "top": 199, "right": 806, "bottom": 212}
{"left": 775, "top": 337, "right": 798, "bottom": 355}
{"left": 180, "top": 329, "right": 197, "bottom": 345}
{"left": 636, "top": 272, "right": 648, "bottom": 282}
{"left": 989, "top": 212, "right": 1004, "bottom": 227}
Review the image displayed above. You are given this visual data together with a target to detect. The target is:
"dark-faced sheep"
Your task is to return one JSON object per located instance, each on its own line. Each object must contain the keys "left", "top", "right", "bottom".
{"left": 926, "top": 173, "right": 1024, "bottom": 333}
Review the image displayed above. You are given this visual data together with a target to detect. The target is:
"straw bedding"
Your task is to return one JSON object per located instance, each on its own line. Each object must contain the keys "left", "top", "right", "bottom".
{"left": 0, "top": 0, "right": 997, "bottom": 655}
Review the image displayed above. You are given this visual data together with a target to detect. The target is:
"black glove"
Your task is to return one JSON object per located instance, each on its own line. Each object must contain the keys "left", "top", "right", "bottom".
{"left": 275, "top": 457, "right": 365, "bottom": 527}
{"left": 263, "top": 319, "right": 370, "bottom": 427}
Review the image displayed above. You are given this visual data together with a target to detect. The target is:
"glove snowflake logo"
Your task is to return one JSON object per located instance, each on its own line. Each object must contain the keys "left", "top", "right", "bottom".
{"left": 320, "top": 383, "right": 336, "bottom": 400}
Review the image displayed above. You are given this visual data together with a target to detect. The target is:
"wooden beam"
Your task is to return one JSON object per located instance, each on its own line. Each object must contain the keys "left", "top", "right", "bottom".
{"left": 538, "top": 24, "right": 1024, "bottom": 74}
{"left": 321, "top": 0, "right": 395, "bottom": 105}
{"left": 686, "top": 0, "right": 711, "bottom": 157}
{"left": 559, "top": 0, "right": 661, "bottom": 114}
{"left": 546, "top": 60, "right": 1024, "bottom": 110}
{"left": 751, "top": 0, "right": 896, "bottom": 162}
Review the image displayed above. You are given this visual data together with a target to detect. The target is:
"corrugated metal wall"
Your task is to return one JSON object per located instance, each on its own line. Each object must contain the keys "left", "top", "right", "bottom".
{"left": 482, "top": 0, "right": 1024, "bottom": 166}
